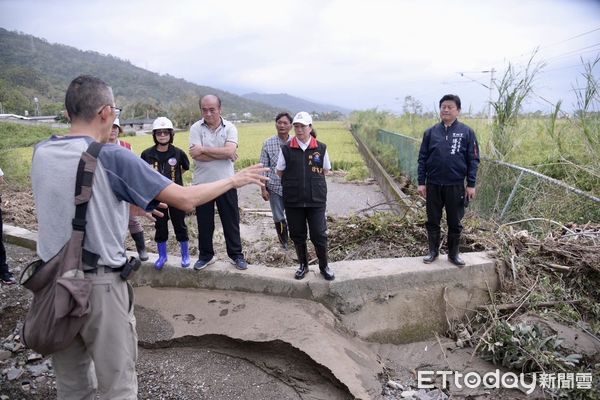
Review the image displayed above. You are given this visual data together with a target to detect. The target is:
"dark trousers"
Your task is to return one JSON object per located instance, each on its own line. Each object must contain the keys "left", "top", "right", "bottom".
{"left": 154, "top": 205, "right": 189, "bottom": 243}
{"left": 285, "top": 206, "right": 327, "bottom": 248}
{"left": 425, "top": 184, "right": 465, "bottom": 236}
{"left": 0, "top": 203, "right": 8, "bottom": 274}
{"left": 196, "top": 188, "right": 242, "bottom": 260}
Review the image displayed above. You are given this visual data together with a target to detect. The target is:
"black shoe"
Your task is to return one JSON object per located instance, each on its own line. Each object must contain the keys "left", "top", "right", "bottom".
{"left": 0, "top": 272, "right": 16, "bottom": 285}
{"left": 314, "top": 244, "right": 334, "bottom": 281}
{"left": 423, "top": 232, "right": 440, "bottom": 264}
{"left": 447, "top": 233, "right": 465, "bottom": 267}
{"left": 295, "top": 264, "right": 308, "bottom": 280}
{"left": 319, "top": 265, "right": 335, "bottom": 281}
{"left": 294, "top": 243, "right": 309, "bottom": 279}
{"left": 448, "top": 254, "right": 465, "bottom": 266}
{"left": 131, "top": 232, "right": 149, "bottom": 261}
{"left": 275, "top": 221, "right": 289, "bottom": 250}
{"left": 422, "top": 251, "right": 438, "bottom": 264}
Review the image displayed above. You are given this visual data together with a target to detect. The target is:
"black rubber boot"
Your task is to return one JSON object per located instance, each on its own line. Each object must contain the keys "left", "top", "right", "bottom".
{"left": 422, "top": 232, "right": 440, "bottom": 264}
{"left": 131, "top": 231, "right": 149, "bottom": 261}
{"left": 275, "top": 221, "right": 289, "bottom": 250}
{"left": 294, "top": 243, "right": 309, "bottom": 280}
{"left": 314, "top": 244, "right": 335, "bottom": 281}
{"left": 447, "top": 233, "right": 465, "bottom": 267}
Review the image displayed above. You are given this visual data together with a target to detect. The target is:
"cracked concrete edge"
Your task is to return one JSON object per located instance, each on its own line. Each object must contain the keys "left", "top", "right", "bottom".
{"left": 3, "top": 224, "right": 379, "bottom": 398}
{"left": 3, "top": 223, "right": 499, "bottom": 345}
{"left": 134, "top": 286, "right": 382, "bottom": 400}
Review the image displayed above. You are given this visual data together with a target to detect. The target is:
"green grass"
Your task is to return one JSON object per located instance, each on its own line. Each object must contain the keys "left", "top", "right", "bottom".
{"left": 351, "top": 110, "right": 599, "bottom": 194}
{"left": 120, "top": 121, "right": 363, "bottom": 171}
{"left": 357, "top": 113, "right": 591, "bottom": 168}
{"left": 0, "top": 120, "right": 364, "bottom": 187}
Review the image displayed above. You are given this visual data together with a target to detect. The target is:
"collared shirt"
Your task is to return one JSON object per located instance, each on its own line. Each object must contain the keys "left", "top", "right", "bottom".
{"left": 259, "top": 134, "right": 291, "bottom": 196}
{"left": 276, "top": 137, "right": 331, "bottom": 172}
{"left": 189, "top": 117, "right": 238, "bottom": 184}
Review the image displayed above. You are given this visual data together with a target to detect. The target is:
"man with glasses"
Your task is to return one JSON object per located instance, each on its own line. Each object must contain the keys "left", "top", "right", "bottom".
{"left": 189, "top": 94, "right": 248, "bottom": 271}
{"left": 259, "top": 112, "right": 293, "bottom": 249}
{"left": 417, "top": 94, "right": 480, "bottom": 266}
{"left": 30, "top": 75, "right": 268, "bottom": 399}
{"left": 141, "top": 117, "right": 191, "bottom": 269}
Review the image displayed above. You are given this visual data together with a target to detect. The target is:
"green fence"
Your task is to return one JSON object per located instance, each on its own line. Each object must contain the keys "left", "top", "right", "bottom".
{"left": 377, "top": 129, "right": 419, "bottom": 182}
{"left": 362, "top": 128, "right": 600, "bottom": 229}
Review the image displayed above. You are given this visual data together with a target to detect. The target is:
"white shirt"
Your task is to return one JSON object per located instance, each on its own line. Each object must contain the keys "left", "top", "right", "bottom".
{"left": 275, "top": 138, "right": 331, "bottom": 172}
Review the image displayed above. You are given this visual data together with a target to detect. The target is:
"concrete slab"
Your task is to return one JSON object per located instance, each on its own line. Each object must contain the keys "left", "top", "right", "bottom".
{"left": 135, "top": 286, "right": 383, "bottom": 400}
{"left": 4, "top": 223, "right": 499, "bottom": 398}
{"left": 132, "top": 251, "right": 498, "bottom": 344}
{"left": 3, "top": 223, "right": 498, "bottom": 344}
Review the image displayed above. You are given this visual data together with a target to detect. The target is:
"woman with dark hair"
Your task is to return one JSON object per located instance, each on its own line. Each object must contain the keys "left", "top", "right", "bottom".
{"left": 276, "top": 112, "right": 334, "bottom": 281}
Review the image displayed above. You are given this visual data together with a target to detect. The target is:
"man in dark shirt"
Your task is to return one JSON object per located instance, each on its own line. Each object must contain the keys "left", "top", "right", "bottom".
{"left": 417, "top": 94, "right": 480, "bottom": 266}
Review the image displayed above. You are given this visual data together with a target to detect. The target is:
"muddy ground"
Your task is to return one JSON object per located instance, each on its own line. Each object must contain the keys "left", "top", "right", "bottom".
{"left": 0, "top": 172, "right": 570, "bottom": 399}
{"left": 1, "top": 174, "right": 393, "bottom": 399}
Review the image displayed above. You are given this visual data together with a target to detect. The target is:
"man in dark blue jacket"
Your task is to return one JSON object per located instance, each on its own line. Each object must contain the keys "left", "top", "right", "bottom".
{"left": 417, "top": 94, "right": 480, "bottom": 266}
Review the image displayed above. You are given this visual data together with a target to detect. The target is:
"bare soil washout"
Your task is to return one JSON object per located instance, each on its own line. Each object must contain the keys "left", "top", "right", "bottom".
{"left": 0, "top": 174, "right": 389, "bottom": 399}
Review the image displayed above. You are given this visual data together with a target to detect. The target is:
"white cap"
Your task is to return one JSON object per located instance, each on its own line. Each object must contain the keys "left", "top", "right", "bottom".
{"left": 152, "top": 117, "right": 174, "bottom": 131}
{"left": 292, "top": 111, "right": 312, "bottom": 126}
{"left": 112, "top": 118, "right": 123, "bottom": 133}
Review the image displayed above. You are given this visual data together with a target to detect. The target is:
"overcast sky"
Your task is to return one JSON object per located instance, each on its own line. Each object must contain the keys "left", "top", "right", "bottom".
{"left": 1, "top": 0, "right": 599, "bottom": 114}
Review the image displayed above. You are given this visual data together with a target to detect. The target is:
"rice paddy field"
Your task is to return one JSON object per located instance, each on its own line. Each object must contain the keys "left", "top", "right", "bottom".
{"left": 0, "top": 120, "right": 365, "bottom": 188}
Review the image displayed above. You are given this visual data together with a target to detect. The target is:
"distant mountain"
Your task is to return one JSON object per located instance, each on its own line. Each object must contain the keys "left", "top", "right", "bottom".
{"left": 0, "top": 28, "right": 282, "bottom": 125}
{"left": 242, "top": 92, "right": 352, "bottom": 116}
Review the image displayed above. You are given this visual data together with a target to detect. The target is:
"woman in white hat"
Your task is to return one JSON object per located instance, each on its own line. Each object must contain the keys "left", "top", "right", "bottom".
{"left": 276, "top": 112, "right": 334, "bottom": 281}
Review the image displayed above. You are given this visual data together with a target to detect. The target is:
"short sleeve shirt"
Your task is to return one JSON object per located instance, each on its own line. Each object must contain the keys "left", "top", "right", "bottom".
{"left": 189, "top": 117, "right": 238, "bottom": 184}
{"left": 32, "top": 136, "right": 172, "bottom": 266}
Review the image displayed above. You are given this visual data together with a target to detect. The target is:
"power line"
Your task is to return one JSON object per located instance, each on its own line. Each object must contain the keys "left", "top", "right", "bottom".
{"left": 504, "top": 26, "right": 600, "bottom": 65}
{"left": 456, "top": 72, "right": 491, "bottom": 89}
{"left": 543, "top": 42, "right": 600, "bottom": 61}
{"left": 461, "top": 26, "right": 600, "bottom": 75}
{"left": 540, "top": 63, "right": 590, "bottom": 74}
{"left": 547, "top": 26, "right": 600, "bottom": 47}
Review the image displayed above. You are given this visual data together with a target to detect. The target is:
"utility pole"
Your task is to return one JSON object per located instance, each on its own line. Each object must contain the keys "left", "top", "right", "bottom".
{"left": 458, "top": 68, "right": 496, "bottom": 123}
{"left": 484, "top": 68, "right": 496, "bottom": 123}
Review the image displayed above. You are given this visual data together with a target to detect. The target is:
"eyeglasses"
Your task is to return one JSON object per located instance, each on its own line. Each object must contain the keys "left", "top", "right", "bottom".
{"left": 154, "top": 130, "right": 171, "bottom": 136}
{"left": 98, "top": 105, "right": 122, "bottom": 117}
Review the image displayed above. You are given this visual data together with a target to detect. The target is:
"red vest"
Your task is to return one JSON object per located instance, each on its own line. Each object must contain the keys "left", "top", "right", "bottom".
{"left": 118, "top": 140, "right": 132, "bottom": 150}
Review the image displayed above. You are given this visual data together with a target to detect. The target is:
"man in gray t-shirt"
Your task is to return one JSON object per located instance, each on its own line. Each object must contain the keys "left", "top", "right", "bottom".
{"left": 30, "top": 76, "right": 268, "bottom": 399}
{"left": 189, "top": 94, "right": 247, "bottom": 271}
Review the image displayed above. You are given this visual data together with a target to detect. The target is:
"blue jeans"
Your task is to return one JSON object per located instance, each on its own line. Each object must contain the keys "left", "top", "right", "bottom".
{"left": 268, "top": 191, "right": 286, "bottom": 222}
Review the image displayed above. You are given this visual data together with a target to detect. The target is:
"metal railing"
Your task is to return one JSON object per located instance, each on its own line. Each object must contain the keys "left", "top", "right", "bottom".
{"left": 360, "top": 128, "right": 600, "bottom": 227}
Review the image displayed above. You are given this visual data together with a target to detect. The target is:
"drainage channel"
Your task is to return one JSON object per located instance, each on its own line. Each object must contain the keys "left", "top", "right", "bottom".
{"left": 130, "top": 252, "right": 497, "bottom": 399}
{"left": 3, "top": 225, "right": 499, "bottom": 399}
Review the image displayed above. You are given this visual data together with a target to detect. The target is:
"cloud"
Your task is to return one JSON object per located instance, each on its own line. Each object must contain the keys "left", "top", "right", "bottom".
{"left": 1, "top": 0, "right": 599, "bottom": 112}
